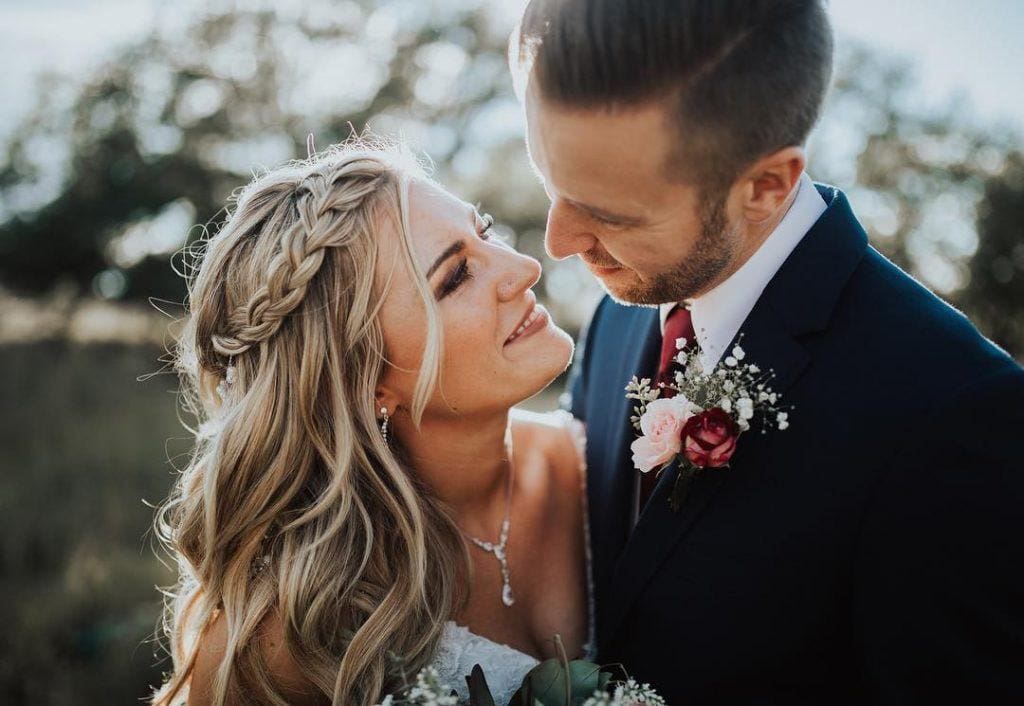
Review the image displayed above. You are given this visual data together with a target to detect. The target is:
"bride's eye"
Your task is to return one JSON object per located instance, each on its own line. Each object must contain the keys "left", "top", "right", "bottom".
{"left": 438, "top": 258, "right": 473, "bottom": 300}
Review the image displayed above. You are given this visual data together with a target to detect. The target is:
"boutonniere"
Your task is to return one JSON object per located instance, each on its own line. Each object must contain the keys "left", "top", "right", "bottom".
{"left": 625, "top": 338, "right": 790, "bottom": 511}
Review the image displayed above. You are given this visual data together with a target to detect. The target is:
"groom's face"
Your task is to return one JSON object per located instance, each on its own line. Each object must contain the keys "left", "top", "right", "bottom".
{"left": 525, "top": 86, "right": 740, "bottom": 305}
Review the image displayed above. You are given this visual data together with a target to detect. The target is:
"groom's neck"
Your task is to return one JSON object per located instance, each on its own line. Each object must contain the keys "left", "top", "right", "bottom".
{"left": 693, "top": 181, "right": 800, "bottom": 301}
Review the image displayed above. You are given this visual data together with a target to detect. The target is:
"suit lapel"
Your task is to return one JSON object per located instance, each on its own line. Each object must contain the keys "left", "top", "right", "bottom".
{"left": 601, "top": 296, "right": 811, "bottom": 648}
{"left": 588, "top": 306, "right": 661, "bottom": 631}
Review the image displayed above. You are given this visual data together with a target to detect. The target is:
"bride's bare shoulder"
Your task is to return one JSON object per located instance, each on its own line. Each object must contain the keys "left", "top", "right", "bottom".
{"left": 510, "top": 409, "right": 585, "bottom": 496}
{"left": 188, "top": 609, "right": 321, "bottom": 706}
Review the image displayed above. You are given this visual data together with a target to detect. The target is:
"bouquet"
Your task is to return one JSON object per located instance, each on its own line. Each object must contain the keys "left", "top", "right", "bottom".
{"left": 378, "top": 636, "right": 665, "bottom": 706}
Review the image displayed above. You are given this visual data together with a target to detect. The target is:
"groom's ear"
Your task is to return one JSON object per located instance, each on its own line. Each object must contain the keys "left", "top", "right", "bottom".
{"left": 738, "top": 146, "right": 806, "bottom": 224}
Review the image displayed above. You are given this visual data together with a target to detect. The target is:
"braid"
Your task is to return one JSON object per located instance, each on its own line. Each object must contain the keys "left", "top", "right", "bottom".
{"left": 210, "top": 160, "right": 389, "bottom": 358}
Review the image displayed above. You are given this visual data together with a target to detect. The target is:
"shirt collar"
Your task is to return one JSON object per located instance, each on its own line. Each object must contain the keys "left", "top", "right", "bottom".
{"left": 659, "top": 172, "right": 826, "bottom": 370}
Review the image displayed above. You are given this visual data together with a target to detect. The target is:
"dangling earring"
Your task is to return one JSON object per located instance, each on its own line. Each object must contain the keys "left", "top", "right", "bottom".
{"left": 379, "top": 406, "right": 390, "bottom": 442}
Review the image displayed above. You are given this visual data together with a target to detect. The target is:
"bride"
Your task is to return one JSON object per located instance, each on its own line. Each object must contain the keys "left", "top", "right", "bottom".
{"left": 152, "top": 139, "right": 594, "bottom": 706}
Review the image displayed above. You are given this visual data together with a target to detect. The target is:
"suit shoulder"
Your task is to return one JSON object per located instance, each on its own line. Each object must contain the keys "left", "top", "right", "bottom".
{"left": 840, "top": 246, "right": 1015, "bottom": 374}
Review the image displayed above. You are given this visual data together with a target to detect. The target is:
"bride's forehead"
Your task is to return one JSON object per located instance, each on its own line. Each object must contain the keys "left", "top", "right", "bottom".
{"left": 406, "top": 180, "right": 475, "bottom": 245}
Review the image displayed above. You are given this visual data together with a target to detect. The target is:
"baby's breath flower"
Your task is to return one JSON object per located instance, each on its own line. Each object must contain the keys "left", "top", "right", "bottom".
{"left": 675, "top": 337, "right": 688, "bottom": 350}
{"left": 732, "top": 345, "right": 746, "bottom": 360}
{"left": 725, "top": 356, "right": 738, "bottom": 367}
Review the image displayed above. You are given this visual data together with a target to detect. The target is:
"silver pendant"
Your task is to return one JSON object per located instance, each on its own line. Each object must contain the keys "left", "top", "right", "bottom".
{"left": 469, "top": 517, "right": 515, "bottom": 607}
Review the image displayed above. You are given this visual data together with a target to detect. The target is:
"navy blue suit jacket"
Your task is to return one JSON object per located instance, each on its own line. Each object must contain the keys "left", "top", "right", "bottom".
{"left": 566, "top": 184, "right": 1024, "bottom": 704}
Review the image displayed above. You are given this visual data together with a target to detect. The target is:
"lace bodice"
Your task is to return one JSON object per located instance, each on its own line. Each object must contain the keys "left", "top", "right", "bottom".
{"left": 431, "top": 410, "right": 595, "bottom": 704}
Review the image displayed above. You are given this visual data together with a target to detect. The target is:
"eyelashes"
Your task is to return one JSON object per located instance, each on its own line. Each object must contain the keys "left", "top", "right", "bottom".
{"left": 439, "top": 259, "right": 474, "bottom": 299}
{"left": 435, "top": 212, "right": 497, "bottom": 300}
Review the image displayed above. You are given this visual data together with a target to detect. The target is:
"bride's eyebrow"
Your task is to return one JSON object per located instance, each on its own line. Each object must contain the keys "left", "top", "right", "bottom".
{"left": 426, "top": 240, "right": 466, "bottom": 279}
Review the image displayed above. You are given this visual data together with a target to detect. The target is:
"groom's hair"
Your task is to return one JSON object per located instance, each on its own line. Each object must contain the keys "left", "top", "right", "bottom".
{"left": 512, "top": 0, "right": 833, "bottom": 194}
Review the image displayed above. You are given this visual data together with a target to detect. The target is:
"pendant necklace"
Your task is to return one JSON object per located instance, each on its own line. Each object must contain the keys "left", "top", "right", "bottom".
{"left": 464, "top": 452, "right": 516, "bottom": 607}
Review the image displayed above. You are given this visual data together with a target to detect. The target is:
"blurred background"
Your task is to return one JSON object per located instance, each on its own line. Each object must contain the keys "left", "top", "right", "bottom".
{"left": 1, "top": 0, "right": 1021, "bottom": 702}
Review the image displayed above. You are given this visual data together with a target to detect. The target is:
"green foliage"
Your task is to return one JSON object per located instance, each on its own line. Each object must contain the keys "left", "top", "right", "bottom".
{"left": 959, "top": 152, "right": 1024, "bottom": 356}
{"left": 0, "top": 341, "right": 180, "bottom": 703}
{"left": 0, "top": 2, "right": 543, "bottom": 305}
{"left": 508, "top": 658, "right": 612, "bottom": 706}
{"left": 466, "top": 664, "right": 497, "bottom": 706}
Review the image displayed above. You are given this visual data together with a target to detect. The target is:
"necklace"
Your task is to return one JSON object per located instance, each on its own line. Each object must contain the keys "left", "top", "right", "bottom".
{"left": 464, "top": 455, "right": 516, "bottom": 607}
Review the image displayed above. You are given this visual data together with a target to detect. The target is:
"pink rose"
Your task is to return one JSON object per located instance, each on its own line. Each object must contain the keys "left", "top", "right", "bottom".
{"left": 630, "top": 396, "right": 694, "bottom": 473}
{"left": 681, "top": 408, "right": 740, "bottom": 468}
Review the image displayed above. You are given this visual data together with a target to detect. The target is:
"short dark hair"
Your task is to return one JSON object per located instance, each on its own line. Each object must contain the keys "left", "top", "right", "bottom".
{"left": 513, "top": 0, "right": 834, "bottom": 192}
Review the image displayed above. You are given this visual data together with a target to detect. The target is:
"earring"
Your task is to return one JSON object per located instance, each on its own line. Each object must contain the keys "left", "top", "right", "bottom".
{"left": 379, "top": 406, "right": 389, "bottom": 442}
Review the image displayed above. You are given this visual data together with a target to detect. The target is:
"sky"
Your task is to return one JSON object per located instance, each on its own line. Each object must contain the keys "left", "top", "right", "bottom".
{"left": 1, "top": 0, "right": 1022, "bottom": 137}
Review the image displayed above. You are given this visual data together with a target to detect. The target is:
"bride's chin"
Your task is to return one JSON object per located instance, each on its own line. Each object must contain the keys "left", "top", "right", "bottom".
{"left": 511, "top": 329, "right": 575, "bottom": 401}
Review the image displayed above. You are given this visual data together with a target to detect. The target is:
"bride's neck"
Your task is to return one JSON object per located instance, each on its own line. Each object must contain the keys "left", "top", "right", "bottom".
{"left": 394, "top": 410, "right": 513, "bottom": 534}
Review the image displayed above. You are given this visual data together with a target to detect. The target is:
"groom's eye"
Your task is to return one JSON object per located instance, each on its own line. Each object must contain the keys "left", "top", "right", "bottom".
{"left": 592, "top": 213, "right": 630, "bottom": 231}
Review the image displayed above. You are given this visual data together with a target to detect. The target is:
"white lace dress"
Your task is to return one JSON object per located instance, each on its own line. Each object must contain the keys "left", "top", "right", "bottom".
{"left": 430, "top": 411, "right": 595, "bottom": 705}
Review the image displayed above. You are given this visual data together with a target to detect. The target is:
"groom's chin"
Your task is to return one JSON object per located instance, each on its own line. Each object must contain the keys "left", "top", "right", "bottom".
{"left": 598, "top": 276, "right": 669, "bottom": 308}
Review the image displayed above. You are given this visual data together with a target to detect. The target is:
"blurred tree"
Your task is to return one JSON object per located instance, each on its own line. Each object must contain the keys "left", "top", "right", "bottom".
{"left": 0, "top": 0, "right": 532, "bottom": 306}
{"left": 959, "top": 152, "right": 1024, "bottom": 356}
{"left": 808, "top": 44, "right": 1021, "bottom": 357}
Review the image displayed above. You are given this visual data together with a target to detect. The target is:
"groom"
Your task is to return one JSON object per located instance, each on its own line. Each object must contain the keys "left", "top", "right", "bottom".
{"left": 514, "top": 1, "right": 1024, "bottom": 703}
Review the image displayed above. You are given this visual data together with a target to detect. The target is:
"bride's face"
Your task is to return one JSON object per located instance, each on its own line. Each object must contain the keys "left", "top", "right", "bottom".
{"left": 375, "top": 179, "right": 574, "bottom": 419}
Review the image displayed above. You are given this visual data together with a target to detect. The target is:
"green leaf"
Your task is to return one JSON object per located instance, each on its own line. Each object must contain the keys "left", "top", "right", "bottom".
{"left": 515, "top": 658, "right": 611, "bottom": 705}
{"left": 466, "top": 664, "right": 496, "bottom": 706}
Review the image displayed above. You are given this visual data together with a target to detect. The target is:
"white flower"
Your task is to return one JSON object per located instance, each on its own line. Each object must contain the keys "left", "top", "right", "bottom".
{"left": 675, "top": 336, "right": 688, "bottom": 350}
{"left": 749, "top": 364, "right": 760, "bottom": 374}
{"left": 732, "top": 345, "right": 746, "bottom": 360}
{"left": 777, "top": 411, "right": 789, "bottom": 430}
{"left": 736, "top": 397, "right": 754, "bottom": 421}
{"left": 725, "top": 356, "right": 738, "bottom": 367}
{"left": 675, "top": 351, "right": 688, "bottom": 365}
{"left": 719, "top": 398, "right": 733, "bottom": 413}
{"left": 769, "top": 393, "right": 778, "bottom": 404}
{"left": 717, "top": 368, "right": 728, "bottom": 378}
{"left": 723, "top": 380, "right": 736, "bottom": 393}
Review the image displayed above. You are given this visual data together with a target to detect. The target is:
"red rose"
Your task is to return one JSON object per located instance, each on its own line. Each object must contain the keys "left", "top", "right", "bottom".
{"left": 680, "top": 408, "right": 740, "bottom": 468}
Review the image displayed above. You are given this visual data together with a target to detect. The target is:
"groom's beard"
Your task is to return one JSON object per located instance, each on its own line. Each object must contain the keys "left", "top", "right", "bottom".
{"left": 619, "top": 192, "right": 735, "bottom": 305}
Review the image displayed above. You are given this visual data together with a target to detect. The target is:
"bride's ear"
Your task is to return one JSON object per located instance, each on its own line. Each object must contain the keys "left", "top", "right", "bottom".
{"left": 374, "top": 387, "right": 401, "bottom": 419}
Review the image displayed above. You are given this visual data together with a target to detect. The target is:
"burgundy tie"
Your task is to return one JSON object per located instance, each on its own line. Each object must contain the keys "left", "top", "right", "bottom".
{"left": 639, "top": 305, "right": 695, "bottom": 511}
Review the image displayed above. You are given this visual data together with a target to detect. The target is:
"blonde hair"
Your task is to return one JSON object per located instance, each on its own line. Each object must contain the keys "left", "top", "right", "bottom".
{"left": 152, "top": 138, "right": 469, "bottom": 705}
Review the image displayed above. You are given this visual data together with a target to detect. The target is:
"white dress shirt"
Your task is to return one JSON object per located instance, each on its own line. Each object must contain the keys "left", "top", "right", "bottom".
{"left": 659, "top": 172, "right": 827, "bottom": 370}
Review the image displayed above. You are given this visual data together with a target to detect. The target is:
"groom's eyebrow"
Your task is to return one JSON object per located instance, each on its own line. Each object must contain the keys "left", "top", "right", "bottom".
{"left": 565, "top": 197, "right": 646, "bottom": 226}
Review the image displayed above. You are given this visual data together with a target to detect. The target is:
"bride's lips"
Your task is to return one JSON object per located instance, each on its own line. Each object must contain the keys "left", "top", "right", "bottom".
{"left": 504, "top": 299, "right": 549, "bottom": 346}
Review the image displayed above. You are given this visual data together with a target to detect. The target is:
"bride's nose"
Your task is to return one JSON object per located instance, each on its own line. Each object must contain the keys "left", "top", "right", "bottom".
{"left": 496, "top": 250, "right": 542, "bottom": 303}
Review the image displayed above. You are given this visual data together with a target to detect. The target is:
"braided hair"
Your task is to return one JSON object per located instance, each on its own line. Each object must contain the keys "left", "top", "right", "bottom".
{"left": 152, "top": 138, "right": 469, "bottom": 706}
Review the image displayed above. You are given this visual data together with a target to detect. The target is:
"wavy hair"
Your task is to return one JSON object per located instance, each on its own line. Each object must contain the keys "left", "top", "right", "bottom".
{"left": 151, "top": 138, "right": 469, "bottom": 705}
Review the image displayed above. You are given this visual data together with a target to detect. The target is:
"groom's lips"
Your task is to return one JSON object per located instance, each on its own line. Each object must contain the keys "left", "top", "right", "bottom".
{"left": 585, "top": 260, "right": 623, "bottom": 277}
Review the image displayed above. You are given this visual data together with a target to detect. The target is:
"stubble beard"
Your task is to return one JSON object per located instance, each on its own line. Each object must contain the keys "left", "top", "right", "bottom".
{"left": 608, "top": 193, "right": 736, "bottom": 306}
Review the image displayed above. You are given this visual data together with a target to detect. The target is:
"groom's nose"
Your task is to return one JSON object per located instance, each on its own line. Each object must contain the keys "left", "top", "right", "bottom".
{"left": 544, "top": 200, "right": 597, "bottom": 261}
